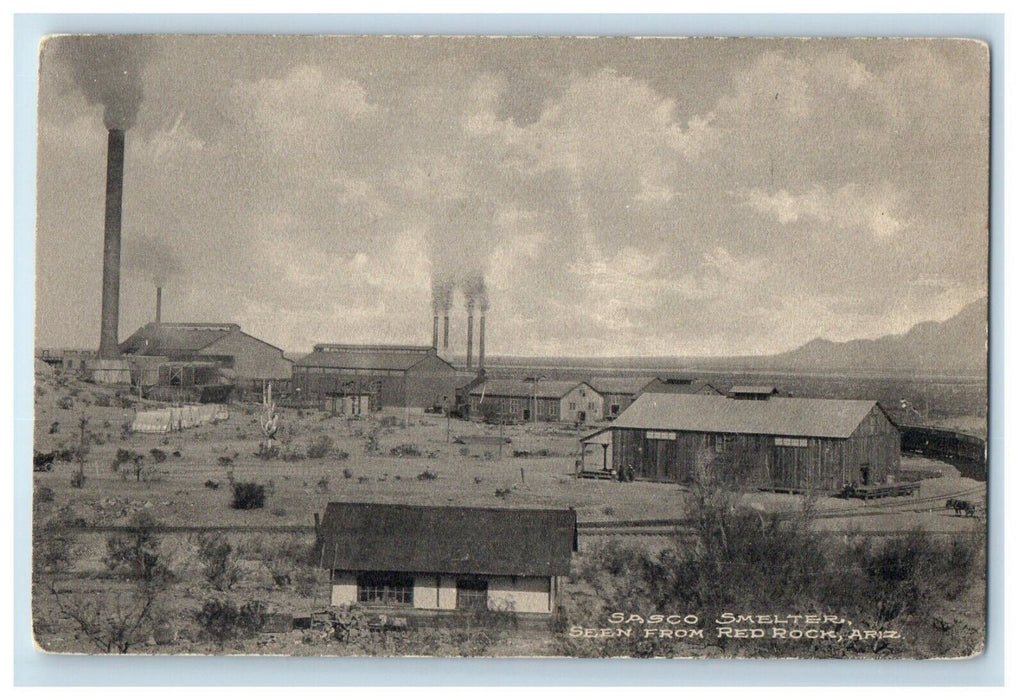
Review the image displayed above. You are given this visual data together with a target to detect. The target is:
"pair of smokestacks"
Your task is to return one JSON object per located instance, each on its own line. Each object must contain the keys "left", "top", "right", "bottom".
{"left": 432, "top": 306, "right": 485, "bottom": 372}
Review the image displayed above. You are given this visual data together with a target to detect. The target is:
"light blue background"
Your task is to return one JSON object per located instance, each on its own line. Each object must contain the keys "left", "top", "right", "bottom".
{"left": 13, "top": 13, "right": 1005, "bottom": 686}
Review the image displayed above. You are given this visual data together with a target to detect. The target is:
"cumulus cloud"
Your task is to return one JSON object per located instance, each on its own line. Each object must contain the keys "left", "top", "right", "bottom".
{"left": 35, "top": 37, "right": 989, "bottom": 356}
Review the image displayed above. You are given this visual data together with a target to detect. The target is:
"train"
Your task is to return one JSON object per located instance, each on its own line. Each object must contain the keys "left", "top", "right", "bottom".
{"left": 898, "top": 425, "right": 987, "bottom": 481}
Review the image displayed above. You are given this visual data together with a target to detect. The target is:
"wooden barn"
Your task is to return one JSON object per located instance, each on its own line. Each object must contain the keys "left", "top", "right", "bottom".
{"left": 318, "top": 502, "right": 577, "bottom": 615}
{"left": 464, "top": 380, "right": 603, "bottom": 423}
{"left": 293, "top": 344, "right": 473, "bottom": 412}
{"left": 582, "top": 393, "right": 900, "bottom": 491}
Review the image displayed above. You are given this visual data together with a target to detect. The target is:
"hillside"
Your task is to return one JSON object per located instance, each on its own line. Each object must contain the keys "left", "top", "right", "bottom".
{"left": 760, "top": 298, "right": 988, "bottom": 375}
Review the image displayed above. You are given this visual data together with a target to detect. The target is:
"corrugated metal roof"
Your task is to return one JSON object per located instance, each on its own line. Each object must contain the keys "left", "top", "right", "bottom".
{"left": 646, "top": 379, "right": 724, "bottom": 395}
{"left": 586, "top": 377, "right": 657, "bottom": 396}
{"left": 611, "top": 394, "right": 878, "bottom": 439}
{"left": 476, "top": 380, "right": 589, "bottom": 399}
{"left": 120, "top": 322, "right": 239, "bottom": 355}
{"left": 319, "top": 502, "right": 576, "bottom": 577}
{"left": 296, "top": 345, "right": 438, "bottom": 371}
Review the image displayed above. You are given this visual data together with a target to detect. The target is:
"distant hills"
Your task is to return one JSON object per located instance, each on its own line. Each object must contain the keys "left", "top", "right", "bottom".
{"left": 745, "top": 297, "right": 989, "bottom": 375}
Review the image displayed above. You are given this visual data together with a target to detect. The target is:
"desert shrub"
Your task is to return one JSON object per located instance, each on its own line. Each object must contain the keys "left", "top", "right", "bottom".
{"left": 217, "top": 456, "right": 233, "bottom": 466}
{"left": 35, "top": 517, "right": 74, "bottom": 576}
{"left": 49, "top": 421, "right": 60, "bottom": 434}
{"left": 390, "top": 443, "right": 423, "bottom": 458}
{"left": 342, "top": 468, "right": 353, "bottom": 479}
{"left": 204, "top": 479, "right": 220, "bottom": 490}
{"left": 111, "top": 448, "right": 143, "bottom": 473}
{"left": 36, "top": 486, "right": 55, "bottom": 504}
{"left": 197, "top": 533, "right": 241, "bottom": 592}
{"left": 315, "top": 476, "right": 330, "bottom": 493}
{"left": 280, "top": 447, "right": 306, "bottom": 462}
{"left": 172, "top": 450, "right": 182, "bottom": 458}
{"left": 306, "top": 435, "right": 335, "bottom": 459}
{"left": 105, "top": 512, "right": 171, "bottom": 584}
{"left": 149, "top": 448, "right": 167, "bottom": 463}
{"left": 57, "top": 396, "right": 74, "bottom": 410}
{"left": 416, "top": 469, "right": 438, "bottom": 481}
{"left": 494, "top": 488, "right": 511, "bottom": 499}
{"left": 93, "top": 394, "right": 112, "bottom": 408}
{"left": 357, "top": 476, "right": 369, "bottom": 484}
{"left": 231, "top": 482, "right": 266, "bottom": 510}
{"left": 195, "top": 598, "right": 267, "bottom": 642}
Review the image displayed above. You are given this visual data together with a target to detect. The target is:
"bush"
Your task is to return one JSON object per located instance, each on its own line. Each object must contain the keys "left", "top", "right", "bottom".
{"left": 306, "top": 435, "right": 335, "bottom": 460}
{"left": 105, "top": 511, "right": 171, "bottom": 584}
{"left": 342, "top": 468, "right": 353, "bottom": 479}
{"left": 390, "top": 443, "right": 423, "bottom": 458}
{"left": 197, "top": 533, "right": 240, "bottom": 592}
{"left": 57, "top": 396, "right": 74, "bottom": 410}
{"left": 149, "top": 448, "right": 167, "bottom": 463}
{"left": 204, "top": 479, "right": 220, "bottom": 490}
{"left": 195, "top": 598, "right": 267, "bottom": 642}
{"left": 416, "top": 469, "right": 438, "bottom": 481}
{"left": 217, "top": 456, "right": 234, "bottom": 466}
{"left": 315, "top": 476, "right": 330, "bottom": 493}
{"left": 232, "top": 482, "right": 266, "bottom": 510}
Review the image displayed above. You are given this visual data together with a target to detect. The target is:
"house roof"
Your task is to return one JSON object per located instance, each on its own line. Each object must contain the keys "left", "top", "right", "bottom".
{"left": 474, "top": 380, "right": 592, "bottom": 400}
{"left": 730, "top": 385, "right": 780, "bottom": 395}
{"left": 586, "top": 377, "right": 657, "bottom": 396}
{"left": 296, "top": 344, "right": 447, "bottom": 371}
{"left": 119, "top": 323, "right": 241, "bottom": 355}
{"left": 644, "top": 378, "right": 724, "bottom": 395}
{"left": 609, "top": 394, "right": 881, "bottom": 439}
{"left": 319, "top": 502, "right": 577, "bottom": 577}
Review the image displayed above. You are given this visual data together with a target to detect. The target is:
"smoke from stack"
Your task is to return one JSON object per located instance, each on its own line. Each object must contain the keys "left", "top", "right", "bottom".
{"left": 98, "top": 128, "right": 126, "bottom": 358}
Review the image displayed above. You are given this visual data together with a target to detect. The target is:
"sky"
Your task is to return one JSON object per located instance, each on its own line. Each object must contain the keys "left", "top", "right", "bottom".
{"left": 34, "top": 36, "right": 990, "bottom": 357}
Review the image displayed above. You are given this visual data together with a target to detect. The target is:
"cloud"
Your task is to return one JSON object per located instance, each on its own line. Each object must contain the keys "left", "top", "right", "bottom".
{"left": 743, "top": 184, "right": 908, "bottom": 239}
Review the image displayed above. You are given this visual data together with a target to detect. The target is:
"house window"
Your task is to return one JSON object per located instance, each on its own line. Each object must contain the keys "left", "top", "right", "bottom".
{"left": 774, "top": 437, "right": 809, "bottom": 448}
{"left": 611, "top": 404, "right": 621, "bottom": 415}
{"left": 356, "top": 572, "right": 414, "bottom": 606}
{"left": 456, "top": 578, "right": 489, "bottom": 610}
{"left": 569, "top": 402, "right": 576, "bottom": 411}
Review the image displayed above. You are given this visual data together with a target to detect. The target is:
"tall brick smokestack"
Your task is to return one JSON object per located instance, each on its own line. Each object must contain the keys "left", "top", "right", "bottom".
{"left": 465, "top": 300, "right": 475, "bottom": 371}
{"left": 478, "top": 310, "right": 486, "bottom": 372}
{"left": 99, "top": 128, "right": 125, "bottom": 358}
{"left": 155, "top": 286, "right": 162, "bottom": 324}
{"left": 443, "top": 314, "right": 450, "bottom": 351}
{"left": 432, "top": 314, "right": 439, "bottom": 350}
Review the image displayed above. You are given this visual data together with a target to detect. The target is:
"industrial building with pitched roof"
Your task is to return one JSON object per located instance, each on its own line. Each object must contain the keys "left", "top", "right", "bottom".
{"left": 587, "top": 376, "right": 722, "bottom": 419}
{"left": 118, "top": 322, "right": 293, "bottom": 389}
{"left": 293, "top": 344, "right": 473, "bottom": 412}
{"left": 581, "top": 392, "right": 900, "bottom": 492}
{"left": 318, "top": 502, "right": 577, "bottom": 615}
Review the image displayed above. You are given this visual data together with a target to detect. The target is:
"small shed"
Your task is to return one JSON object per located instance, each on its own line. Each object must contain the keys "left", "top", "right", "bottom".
{"left": 318, "top": 502, "right": 577, "bottom": 615}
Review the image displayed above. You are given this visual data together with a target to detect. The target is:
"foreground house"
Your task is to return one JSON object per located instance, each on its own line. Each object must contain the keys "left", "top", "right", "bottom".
{"left": 581, "top": 393, "right": 900, "bottom": 491}
{"left": 318, "top": 502, "right": 577, "bottom": 615}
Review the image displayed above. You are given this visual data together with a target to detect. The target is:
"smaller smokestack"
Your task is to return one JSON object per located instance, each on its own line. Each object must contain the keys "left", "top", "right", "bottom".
{"left": 478, "top": 310, "right": 486, "bottom": 372}
{"left": 156, "top": 286, "right": 162, "bottom": 324}
{"left": 466, "top": 303, "right": 475, "bottom": 371}
{"left": 432, "top": 315, "right": 439, "bottom": 350}
{"left": 443, "top": 315, "right": 450, "bottom": 350}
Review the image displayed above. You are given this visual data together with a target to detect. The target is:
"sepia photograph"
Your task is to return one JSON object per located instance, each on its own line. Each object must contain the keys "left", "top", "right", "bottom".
{"left": 29, "top": 33, "right": 990, "bottom": 659}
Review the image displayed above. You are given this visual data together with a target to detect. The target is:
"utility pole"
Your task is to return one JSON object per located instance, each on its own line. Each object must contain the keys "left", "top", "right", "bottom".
{"left": 76, "top": 414, "right": 87, "bottom": 487}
